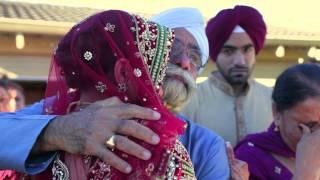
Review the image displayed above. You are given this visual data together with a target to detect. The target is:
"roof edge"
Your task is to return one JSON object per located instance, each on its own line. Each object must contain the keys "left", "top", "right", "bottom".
{"left": 266, "top": 39, "right": 320, "bottom": 46}
{"left": 0, "top": 17, "right": 74, "bottom": 35}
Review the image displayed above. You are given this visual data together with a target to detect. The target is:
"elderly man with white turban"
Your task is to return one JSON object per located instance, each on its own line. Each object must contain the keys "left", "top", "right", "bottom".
{"left": 152, "top": 7, "right": 209, "bottom": 75}
{"left": 152, "top": 7, "right": 230, "bottom": 180}
{"left": 151, "top": 7, "right": 208, "bottom": 113}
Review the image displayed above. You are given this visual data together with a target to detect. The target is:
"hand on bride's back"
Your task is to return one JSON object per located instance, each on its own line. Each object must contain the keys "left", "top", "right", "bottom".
{"left": 33, "top": 96, "right": 161, "bottom": 174}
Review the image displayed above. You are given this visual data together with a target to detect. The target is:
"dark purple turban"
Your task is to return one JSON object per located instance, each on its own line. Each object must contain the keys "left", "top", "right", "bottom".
{"left": 206, "top": 5, "right": 267, "bottom": 61}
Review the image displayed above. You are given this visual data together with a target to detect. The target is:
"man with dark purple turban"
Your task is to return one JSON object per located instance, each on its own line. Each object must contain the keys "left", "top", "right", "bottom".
{"left": 182, "top": 5, "right": 273, "bottom": 145}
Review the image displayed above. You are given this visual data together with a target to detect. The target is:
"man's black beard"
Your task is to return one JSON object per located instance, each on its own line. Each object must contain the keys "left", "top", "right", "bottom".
{"left": 217, "top": 64, "right": 251, "bottom": 86}
{"left": 226, "top": 73, "right": 249, "bottom": 85}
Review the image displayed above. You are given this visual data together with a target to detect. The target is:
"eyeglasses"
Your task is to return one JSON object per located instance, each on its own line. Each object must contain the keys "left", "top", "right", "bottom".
{"left": 170, "top": 39, "right": 203, "bottom": 71}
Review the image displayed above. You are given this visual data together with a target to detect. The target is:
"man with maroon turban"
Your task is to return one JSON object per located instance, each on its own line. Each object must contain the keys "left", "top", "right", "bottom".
{"left": 182, "top": 5, "right": 273, "bottom": 146}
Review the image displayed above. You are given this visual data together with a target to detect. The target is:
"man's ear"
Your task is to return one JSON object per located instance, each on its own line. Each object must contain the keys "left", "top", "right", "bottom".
{"left": 114, "top": 58, "right": 130, "bottom": 83}
{"left": 272, "top": 102, "right": 281, "bottom": 126}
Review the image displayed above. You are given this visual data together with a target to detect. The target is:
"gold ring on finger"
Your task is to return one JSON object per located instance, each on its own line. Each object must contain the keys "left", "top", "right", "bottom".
{"left": 105, "top": 135, "right": 116, "bottom": 150}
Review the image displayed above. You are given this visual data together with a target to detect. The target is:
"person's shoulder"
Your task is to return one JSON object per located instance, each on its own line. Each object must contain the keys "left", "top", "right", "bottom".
{"left": 235, "top": 140, "right": 266, "bottom": 157}
{"left": 197, "top": 78, "right": 210, "bottom": 87}
{"left": 197, "top": 77, "right": 216, "bottom": 91}
{"left": 250, "top": 80, "right": 273, "bottom": 96}
{"left": 252, "top": 80, "right": 272, "bottom": 91}
{"left": 15, "top": 99, "right": 45, "bottom": 115}
{"left": 235, "top": 139, "right": 271, "bottom": 171}
{"left": 180, "top": 115, "right": 224, "bottom": 144}
{"left": 194, "top": 80, "right": 208, "bottom": 99}
{"left": 178, "top": 115, "right": 229, "bottom": 179}
{"left": 193, "top": 78, "right": 218, "bottom": 103}
{"left": 235, "top": 138, "right": 273, "bottom": 179}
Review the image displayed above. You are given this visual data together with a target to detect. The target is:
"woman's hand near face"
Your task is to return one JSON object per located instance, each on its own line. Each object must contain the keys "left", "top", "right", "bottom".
{"left": 226, "top": 142, "right": 249, "bottom": 180}
{"left": 293, "top": 124, "right": 320, "bottom": 180}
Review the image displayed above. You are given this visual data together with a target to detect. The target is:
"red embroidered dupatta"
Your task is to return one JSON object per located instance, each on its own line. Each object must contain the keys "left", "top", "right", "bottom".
{"left": 41, "top": 10, "right": 186, "bottom": 179}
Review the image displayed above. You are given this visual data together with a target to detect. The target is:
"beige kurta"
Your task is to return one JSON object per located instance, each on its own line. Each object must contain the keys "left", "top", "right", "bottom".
{"left": 182, "top": 71, "right": 273, "bottom": 145}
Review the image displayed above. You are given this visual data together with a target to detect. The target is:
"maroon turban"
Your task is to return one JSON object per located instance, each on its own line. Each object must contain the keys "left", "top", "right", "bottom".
{"left": 206, "top": 5, "right": 267, "bottom": 61}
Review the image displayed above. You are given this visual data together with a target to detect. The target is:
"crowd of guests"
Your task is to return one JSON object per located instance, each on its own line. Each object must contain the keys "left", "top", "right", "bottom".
{"left": 0, "top": 4, "right": 320, "bottom": 180}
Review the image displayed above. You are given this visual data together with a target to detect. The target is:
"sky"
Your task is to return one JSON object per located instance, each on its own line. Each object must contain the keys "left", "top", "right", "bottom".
{"left": 4, "top": 0, "right": 320, "bottom": 31}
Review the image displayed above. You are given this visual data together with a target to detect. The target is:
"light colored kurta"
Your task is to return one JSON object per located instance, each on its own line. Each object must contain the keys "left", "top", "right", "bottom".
{"left": 182, "top": 72, "right": 273, "bottom": 145}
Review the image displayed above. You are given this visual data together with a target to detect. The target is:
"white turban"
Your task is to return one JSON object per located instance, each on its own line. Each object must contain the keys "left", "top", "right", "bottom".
{"left": 151, "top": 7, "right": 209, "bottom": 74}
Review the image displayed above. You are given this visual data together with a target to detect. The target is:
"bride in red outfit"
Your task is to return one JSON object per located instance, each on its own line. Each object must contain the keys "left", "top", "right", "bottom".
{"left": 5, "top": 10, "right": 196, "bottom": 180}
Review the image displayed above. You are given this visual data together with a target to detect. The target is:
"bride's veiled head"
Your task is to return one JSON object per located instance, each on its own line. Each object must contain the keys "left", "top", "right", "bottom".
{"left": 46, "top": 10, "right": 175, "bottom": 114}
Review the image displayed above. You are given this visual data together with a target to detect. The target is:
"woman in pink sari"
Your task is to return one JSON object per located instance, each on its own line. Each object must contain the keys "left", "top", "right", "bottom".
{"left": 16, "top": 10, "right": 194, "bottom": 180}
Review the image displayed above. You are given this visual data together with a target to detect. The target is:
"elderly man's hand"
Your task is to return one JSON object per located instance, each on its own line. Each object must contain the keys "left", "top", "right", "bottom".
{"left": 32, "top": 97, "right": 161, "bottom": 174}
